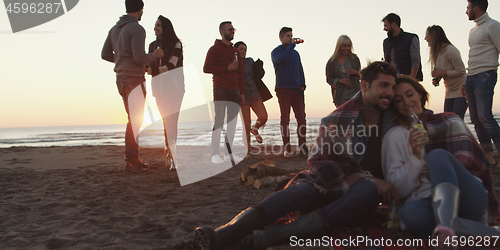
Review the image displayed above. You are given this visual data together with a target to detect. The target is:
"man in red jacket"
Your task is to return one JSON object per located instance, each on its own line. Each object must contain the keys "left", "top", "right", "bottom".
{"left": 204, "top": 21, "right": 246, "bottom": 164}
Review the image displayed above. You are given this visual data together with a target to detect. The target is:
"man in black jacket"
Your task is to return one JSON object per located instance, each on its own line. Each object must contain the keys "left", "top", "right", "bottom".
{"left": 382, "top": 13, "right": 423, "bottom": 81}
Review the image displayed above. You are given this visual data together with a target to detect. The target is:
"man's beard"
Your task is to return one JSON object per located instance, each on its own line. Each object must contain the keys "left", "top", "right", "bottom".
{"left": 469, "top": 11, "right": 476, "bottom": 20}
{"left": 224, "top": 33, "right": 233, "bottom": 41}
{"left": 373, "top": 95, "right": 392, "bottom": 111}
{"left": 387, "top": 28, "right": 394, "bottom": 38}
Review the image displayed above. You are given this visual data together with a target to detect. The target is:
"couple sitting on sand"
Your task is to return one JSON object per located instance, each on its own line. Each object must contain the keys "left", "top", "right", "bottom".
{"left": 193, "top": 61, "right": 500, "bottom": 250}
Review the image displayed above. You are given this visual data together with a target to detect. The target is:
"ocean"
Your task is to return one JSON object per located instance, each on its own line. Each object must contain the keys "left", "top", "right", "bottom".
{"left": 0, "top": 118, "right": 320, "bottom": 148}
{"left": 0, "top": 115, "right": 498, "bottom": 148}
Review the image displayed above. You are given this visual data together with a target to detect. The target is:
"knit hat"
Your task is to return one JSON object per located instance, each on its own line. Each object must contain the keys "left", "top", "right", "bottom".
{"left": 126, "top": 0, "right": 144, "bottom": 13}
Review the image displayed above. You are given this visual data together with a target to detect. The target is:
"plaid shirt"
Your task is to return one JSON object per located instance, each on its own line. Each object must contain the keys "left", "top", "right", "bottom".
{"left": 423, "top": 110, "right": 499, "bottom": 224}
{"left": 288, "top": 92, "right": 397, "bottom": 199}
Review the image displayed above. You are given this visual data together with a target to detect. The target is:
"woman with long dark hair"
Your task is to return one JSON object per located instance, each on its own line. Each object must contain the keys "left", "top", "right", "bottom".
{"left": 325, "top": 35, "right": 361, "bottom": 107}
{"left": 425, "top": 25, "right": 467, "bottom": 119}
{"left": 234, "top": 41, "right": 270, "bottom": 157}
{"left": 147, "top": 16, "right": 184, "bottom": 170}
{"left": 382, "top": 76, "right": 499, "bottom": 249}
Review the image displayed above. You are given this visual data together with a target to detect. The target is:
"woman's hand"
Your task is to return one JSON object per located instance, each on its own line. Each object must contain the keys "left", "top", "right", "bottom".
{"left": 420, "top": 167, "right": 429, "bottom": 178}
{"left": 339, "top": 78, "right": 351, "bottom": 88}
{"left": 240, "top": 94, "right": 246, "bottom": 106}
{"left": 409, "top": 128, "right": 426, "bottom": 159}
{"left": 345, "top": 68, "right": 359, "bottom": 76}
{"left": 159, "top": 65, "right": 168, "bottom": 74}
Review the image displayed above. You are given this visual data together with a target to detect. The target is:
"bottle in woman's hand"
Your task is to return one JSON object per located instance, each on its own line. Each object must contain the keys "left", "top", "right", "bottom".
{"left": 408, "top": 107, "right": 429, "bottom": 143}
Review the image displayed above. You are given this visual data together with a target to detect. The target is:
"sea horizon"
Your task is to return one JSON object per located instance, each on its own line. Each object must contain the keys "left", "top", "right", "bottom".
{"left": 0, "top": 114, "right": 498, "bottom": 149}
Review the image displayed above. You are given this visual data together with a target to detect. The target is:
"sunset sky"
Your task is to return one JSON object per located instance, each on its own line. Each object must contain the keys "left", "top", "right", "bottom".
{"left": 0, "top": 0, "right": 499, "bottom": 128}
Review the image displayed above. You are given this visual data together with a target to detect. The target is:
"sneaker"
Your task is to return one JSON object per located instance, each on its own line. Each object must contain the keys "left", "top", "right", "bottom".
{"left": 284, "top": 150, "right": 294, "bottom": 158}
{"left": 224, "top": 154, "right": 243, "bottom": 163}
{"left": 211, "top": 155, "right": 224, "bottom": 164}
{"left": 124, "top": 158, "right": 150, "bottom": 174}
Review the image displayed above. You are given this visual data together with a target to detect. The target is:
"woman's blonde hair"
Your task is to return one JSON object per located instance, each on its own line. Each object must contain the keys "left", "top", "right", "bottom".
{"left": 329, "top": 35, "right": 355, "bottom": 62}
{"left": 427, "top": 25, "right": 451, "bottom": 69}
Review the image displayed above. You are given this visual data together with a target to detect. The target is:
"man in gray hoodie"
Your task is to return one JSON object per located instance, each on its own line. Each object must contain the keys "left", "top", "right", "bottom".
{"left": 101, "top": 0, "right": 163, "bottom": 173}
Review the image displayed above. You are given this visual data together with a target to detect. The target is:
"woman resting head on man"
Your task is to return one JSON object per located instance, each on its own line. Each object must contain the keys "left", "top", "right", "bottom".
{"left": 381, "top": 75, "right": 499, "bottom": 249}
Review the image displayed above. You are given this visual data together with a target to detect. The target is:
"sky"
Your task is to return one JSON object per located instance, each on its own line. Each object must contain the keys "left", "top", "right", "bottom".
{"left": 0, "top": 0, "right": 499, "bottom": 128}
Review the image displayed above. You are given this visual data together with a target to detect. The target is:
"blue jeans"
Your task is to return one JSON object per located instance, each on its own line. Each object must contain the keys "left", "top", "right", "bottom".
{"left": 116, "top": 75, "right": 146, "bottom": 158}
{"left": 400, "top": 149, "right": 488, "bottom": 236}
{"left": 444, "top": 97, "right": 468, "bottom": 120}
{"left": 465, "top": 70, "right": 500, "bottom": 152}
{"left": 211, "top": 86, "right": 241, "bottom": 156}
{"left": 258, "top": 179, "right": 380, "bottom": 228}
{"left": 276, "top": 88, "right": 307, "bottom": 152}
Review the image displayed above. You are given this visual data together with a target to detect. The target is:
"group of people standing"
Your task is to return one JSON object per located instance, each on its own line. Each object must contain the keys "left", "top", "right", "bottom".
{"left": 101, "top": 0, "right": 500, "bottom": 248}
{"left": 192, "top": 0, "right": 500, "bottom": 250}
{"left": 326, "top": 3, "right": 500, "bottom": 170}
{"left": 205, "top": 23, "right": 310, "bottom": 164}
{"left": 101, "top": 0, "right": 310, "bottom": 170}
{"left": 101, "top": 0, "right": 184, "bottom": 173}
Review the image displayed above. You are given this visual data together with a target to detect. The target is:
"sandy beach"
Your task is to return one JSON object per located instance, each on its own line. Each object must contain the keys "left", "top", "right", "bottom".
{"left": 0, "top": 145, "right": 499, "bottom": 250}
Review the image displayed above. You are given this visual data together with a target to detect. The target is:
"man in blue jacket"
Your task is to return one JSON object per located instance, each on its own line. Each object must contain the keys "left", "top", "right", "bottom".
{"left": 271, "top": 27, "right": 307, "bottom": 157}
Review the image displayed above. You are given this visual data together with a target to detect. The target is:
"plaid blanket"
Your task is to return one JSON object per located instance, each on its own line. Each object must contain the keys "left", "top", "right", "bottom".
{"left": 422, "top": 110, "right": 499, "bottom": 224}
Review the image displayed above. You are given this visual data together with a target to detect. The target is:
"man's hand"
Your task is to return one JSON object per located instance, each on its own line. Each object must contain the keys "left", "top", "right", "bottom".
{"left": 154, "top": 48, "right": 164, "bottom": 59}
{"left": 227, "top": 61, "right": 238, "bottom": 71}
{"left": 240, "top": 94, "right": 246, "bottom": 106}
{"left": 371, "top": 177, "right": 401, "bottom": 206}
{"left": 345, "top": 68, "right": 359, "bottom": 76}
{"left": 292, "top": 38, "right": 302, "bottom": 44}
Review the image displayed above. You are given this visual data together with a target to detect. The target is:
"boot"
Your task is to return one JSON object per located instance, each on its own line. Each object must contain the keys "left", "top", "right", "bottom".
{"left": 193, "top": 205, "right": 266, "bottom": 250}
{"left": 253, "top": 209, "right": 329, "bottom": 250}
{"left": 432, "top": 182, "right": 459, "bottom": 249}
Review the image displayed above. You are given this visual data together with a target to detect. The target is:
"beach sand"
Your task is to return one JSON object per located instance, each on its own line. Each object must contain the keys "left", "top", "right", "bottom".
{"left": 0, "top": 145, "right": 498, "bottom": 249}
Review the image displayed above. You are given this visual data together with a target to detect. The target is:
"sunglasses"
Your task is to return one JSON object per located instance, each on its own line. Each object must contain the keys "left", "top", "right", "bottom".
{"left": 364, "top": 62, "right": 397, "bottom": 78}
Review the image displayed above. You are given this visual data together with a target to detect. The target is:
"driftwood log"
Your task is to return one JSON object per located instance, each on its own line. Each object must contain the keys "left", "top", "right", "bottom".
{"left": 240, "top": 160, "right": 288, "bottom": 189}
